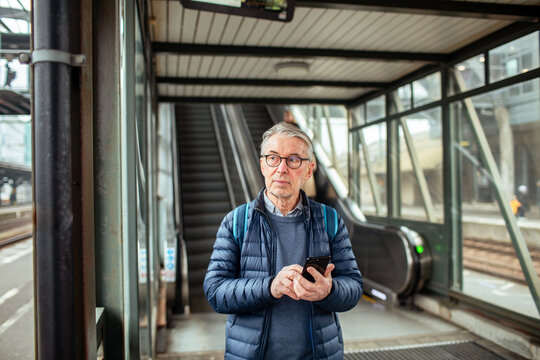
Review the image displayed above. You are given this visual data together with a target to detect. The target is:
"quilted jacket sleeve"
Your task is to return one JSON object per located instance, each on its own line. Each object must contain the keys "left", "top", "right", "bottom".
{"left": 203, "top": 210, "right": 276, "bottom": 314}
{"left": 315, "top": 215, "right": 363, "bottom": 313}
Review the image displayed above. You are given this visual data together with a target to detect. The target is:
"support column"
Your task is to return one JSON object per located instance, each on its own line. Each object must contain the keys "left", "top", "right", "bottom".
{"left": 495, "top": 106, "right": 514, "bottom": 198}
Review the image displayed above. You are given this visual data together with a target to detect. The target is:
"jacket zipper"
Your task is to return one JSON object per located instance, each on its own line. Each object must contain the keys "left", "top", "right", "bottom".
{"left": 256, "top": 208, "right": 276, "bottom": 360}
{"left": 307, "top": 214, "right": 316, "bottom": 359}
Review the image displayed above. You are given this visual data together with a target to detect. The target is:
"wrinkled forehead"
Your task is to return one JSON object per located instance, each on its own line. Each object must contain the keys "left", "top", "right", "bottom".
{"left": 262, "top": 134, "right": 309, "bottom": 156}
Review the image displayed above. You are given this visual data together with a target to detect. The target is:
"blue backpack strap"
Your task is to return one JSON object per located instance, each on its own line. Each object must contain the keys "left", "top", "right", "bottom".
{"left": 233, "top": 203, "right": 249, "bottom": 249}
{"left": 323, "top": 204, "right": 338, "bottom": 242}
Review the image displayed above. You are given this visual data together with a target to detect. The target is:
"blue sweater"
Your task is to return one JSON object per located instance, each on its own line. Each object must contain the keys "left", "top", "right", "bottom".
{"left": 203, "top": 189, "right": 363, "bottom": 360}
{"left": 263, "top": 212, "right": 311, "bottom": 360}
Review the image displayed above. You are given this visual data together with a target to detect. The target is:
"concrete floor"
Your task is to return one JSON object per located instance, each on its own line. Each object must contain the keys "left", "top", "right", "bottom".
{"left": 158, "top": 296, "right": 526, "bottom": 359}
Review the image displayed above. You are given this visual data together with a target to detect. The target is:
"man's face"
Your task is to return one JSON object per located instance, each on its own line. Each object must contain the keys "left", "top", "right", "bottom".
{"left": 260, "top": 134, "right": 314, "bottom": 201}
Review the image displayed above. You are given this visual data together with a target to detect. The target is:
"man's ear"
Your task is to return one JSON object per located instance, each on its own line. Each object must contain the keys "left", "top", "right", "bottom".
{"left": 305, "top": 161, "right": 314, "bottom": 179}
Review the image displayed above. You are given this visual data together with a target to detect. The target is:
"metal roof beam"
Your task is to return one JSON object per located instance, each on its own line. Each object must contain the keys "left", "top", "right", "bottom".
{"left": 152, "top": 42, "right": 448, "bottom": 63}
{"left": 0, "top": 7, "right": 30, "bottom": 20}
{"left": 0, "top": 33, "right": 30, "bottom": 50}
{"left": 159, "top": 96, "right": 348, "bottom": 105}
{"left": 156, "top": 76, "right": 388, "bottom": 88}
{"left": 297, "top": 0, "right": 540, "bottom": 22}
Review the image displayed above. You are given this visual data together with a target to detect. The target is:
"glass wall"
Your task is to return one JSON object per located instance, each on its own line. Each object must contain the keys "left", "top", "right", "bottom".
{"left": 134, "top": 8, "right": 158, "bottom": 358}
{"left": 350, "top": 123, "right": 387, "bottom": 216}
{"left": 349, "top": 30, "right": 540, "bottom": 320}
{"left": 295, "top": 105, "right": 349, "bottom": 190}
{"left": 398, "top": 108, "right": 443, "bottom": 222}
{"left": 451, "top": 78, "right": 540, "bottom": 319}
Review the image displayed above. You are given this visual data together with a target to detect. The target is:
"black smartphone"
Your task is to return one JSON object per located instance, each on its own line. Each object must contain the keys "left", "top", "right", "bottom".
{"left": 301, "top": 255, "right": 331, "bottom": 282}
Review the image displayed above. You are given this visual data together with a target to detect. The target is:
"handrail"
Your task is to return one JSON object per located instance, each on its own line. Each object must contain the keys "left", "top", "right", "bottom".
{"left": 170, "top": 105, "right": 189, "bottom": 312}
{"left": 220, "top": 105, "right": 252, "bottom": 203}
{"left": 227, "top": 104, "right": 264, "bottom": 197}
{"left": 265, "top": 105, "right": 283, "bottom": 125}
{"left": 233, "top": 105, "right": 260, "bottom": 164}
{"left": 210, "top": 105, "right": 236, "bottom": 209}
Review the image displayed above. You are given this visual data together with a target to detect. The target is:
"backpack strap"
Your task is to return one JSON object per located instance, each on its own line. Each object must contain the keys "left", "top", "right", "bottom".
{"left": 323, "top": 204, "right": 338, "bottom": 242}
{"left": 233, "top": 203, "right": 249, "bottom": 249}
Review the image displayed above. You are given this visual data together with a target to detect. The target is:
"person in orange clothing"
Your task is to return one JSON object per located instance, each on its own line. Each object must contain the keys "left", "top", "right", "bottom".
{"left": 510, "top": 195, "right": 521, "bottom": 217}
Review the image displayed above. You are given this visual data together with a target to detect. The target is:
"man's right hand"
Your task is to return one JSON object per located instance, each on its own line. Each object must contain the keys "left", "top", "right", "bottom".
{"left": 270, "top": 264, "right": 303, "bottom": 300}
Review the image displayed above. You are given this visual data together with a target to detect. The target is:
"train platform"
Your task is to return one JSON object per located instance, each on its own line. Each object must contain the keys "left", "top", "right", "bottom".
{"left": 0, "top": 204, "right": 32, "bottom": 246}
{"left": 0, "top": 204, "right": 32, "bottom": 217}
{"left": 157, "top": 294, "right": 539, "bottom": 360}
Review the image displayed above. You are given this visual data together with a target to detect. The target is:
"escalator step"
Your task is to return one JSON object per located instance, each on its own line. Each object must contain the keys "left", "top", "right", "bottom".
{"left": 180, "top": 163, "right": 222, "bottom": 172}
{"left": 182, "top": 191, "right": 229, "bottom": 203}
{"left": 182, "top": 181, "right": 227, "bottom": 192}
{"left": 183, "top": 201, "right": 230, "bottom": 214}
{"left": 184, "top": 224, "right": 220, "bottom": 239}
{"left": 183, "top": 213, "right": 228, "bottom": 227}
{"left": 180, "top": 154, "right": 221, "bottom": 163}
{"left": 185, "top": 238, "right": 217, "bottom": 255}
{"left": 188, "top": 268, "right": 209, "bottom": 288}
{"left": 178, "top": 139, "right": 217, "bottom": 148}
{"left": 188, "top": 252, "right": 212, "bottom": 270}
{"left": 181, "top": 172, "right": 225, "bottom": 182}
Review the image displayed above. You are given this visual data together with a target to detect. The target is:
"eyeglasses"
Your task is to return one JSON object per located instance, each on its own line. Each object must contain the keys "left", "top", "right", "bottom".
{"left": 261, "top": 154, "right": 310, "bottom": 169}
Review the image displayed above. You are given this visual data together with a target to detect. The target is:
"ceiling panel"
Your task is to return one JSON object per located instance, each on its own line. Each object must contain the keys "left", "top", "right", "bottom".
{"left": 155, "top": 54, "right": 427, "bottom": 81}
{"left": 150, "top": 0, "right": 540, "bottom": 103}
{"left": 167, "top": 1, "right": 183, "bottom": 42}
{"left": 158, "top": 84, "right": 372, "bottom": 99}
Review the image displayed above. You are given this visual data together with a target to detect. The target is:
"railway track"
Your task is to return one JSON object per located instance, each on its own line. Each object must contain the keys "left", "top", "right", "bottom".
{"left": 0, "top": 214, "right": 33, "bottom": 248}
{"left": 463, "top": 237, "right": 540, "bottom": 284}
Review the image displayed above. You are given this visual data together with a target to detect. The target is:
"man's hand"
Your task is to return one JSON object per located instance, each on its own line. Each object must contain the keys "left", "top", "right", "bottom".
{"left": 292, "top": 263, "right": 335, "bottom": 302}
{"left": 270, "top": 265, "right": 303, "bottom": 300}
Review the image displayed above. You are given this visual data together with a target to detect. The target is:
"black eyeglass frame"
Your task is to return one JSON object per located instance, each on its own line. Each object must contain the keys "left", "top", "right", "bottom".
{"left": 261, "top": 154, "right": 310, "bottom": 169}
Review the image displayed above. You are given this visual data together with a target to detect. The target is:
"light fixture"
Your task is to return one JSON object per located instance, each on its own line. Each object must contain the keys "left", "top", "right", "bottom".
{"left": 274, "top": 61, "right": 310, "bottom": 76}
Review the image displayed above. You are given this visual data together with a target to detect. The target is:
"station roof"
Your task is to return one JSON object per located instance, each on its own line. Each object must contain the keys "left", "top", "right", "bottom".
{"left": 149, "top": 0, "right": 540, "bottom": 107}
{"left": 0, "top": 89, "right": 29, "bottom": 115}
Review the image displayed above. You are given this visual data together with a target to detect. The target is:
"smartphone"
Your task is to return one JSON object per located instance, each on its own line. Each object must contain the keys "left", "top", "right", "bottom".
{"left": 301, "top": 255, "right": 331, "bottom": 282}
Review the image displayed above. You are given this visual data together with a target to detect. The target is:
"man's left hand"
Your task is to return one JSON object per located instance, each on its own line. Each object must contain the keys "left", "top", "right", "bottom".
{"left": 292, "top": 263, "right": 335, "bottom": 301}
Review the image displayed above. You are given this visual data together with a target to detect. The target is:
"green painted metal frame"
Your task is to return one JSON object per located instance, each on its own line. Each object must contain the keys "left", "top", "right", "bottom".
{"left": 391, "top": 92, "right": 437, "bottom": 222}
{"left": 347, "top": 28, "right": 540, "bottom": 318}
{"left": 350, "top": 111, "right": 383, "bottom": 215}
{"left": 94, "top": 0, "right": 143, "bottom": 357}
{"left": 450, "top": 69, "right": 540, "bottom": 316}
{"left": 120, "top": 0, "right": 141, "bottom": 356}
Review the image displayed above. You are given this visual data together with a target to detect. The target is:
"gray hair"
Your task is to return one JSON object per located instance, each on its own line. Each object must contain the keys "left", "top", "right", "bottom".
{"left": 260, "top": 122, "right": 314, "bottom": 160}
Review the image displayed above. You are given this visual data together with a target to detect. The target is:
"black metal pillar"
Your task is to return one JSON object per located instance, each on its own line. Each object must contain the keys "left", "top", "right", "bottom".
{"left": 32, "top": 0, "right": 82, "bottom": 359}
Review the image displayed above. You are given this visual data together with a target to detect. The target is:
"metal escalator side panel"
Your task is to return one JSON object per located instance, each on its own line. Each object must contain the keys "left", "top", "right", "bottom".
{"left": 314, "top": 148, "right": 432, "bottom": 301}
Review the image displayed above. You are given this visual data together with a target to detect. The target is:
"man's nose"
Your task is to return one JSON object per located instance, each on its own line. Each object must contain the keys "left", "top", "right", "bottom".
{"left": 277, "top": 159, "right": 289, "bottom": 172}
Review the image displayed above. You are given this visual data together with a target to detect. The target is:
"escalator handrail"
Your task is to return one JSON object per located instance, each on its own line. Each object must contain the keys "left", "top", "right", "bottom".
{"left": 219, "top": 105, "right": 253, "bottom": 203}
{"left": 222, "top": 104, "right": 263, "bottom": 199}
{"left": 170, "top": 105, "right": 189, "bottom": 310}
{"left": 210, "top": 105, "right": 237, "bottom": 209}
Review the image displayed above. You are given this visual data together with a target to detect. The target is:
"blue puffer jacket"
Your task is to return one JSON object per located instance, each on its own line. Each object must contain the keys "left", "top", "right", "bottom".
{"left": 203, "top": 189, "right": 363, "bottom": 360}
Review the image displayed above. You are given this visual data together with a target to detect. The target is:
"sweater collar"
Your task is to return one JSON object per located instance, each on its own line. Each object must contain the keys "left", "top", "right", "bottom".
{"left": 255, "top": 187, "right": 311, "bottom": 222}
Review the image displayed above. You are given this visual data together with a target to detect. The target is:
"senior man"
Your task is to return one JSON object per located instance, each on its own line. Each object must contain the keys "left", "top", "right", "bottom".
{"left": 203, "top": 122, "right": 363, "bottom": 360}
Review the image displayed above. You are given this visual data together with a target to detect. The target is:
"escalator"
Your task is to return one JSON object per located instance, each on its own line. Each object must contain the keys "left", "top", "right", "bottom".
{"left": 174, "top": 103, "right": 431, "bottom": 313}
{"left": 176, "top": 104, "right": 232, "bottom": 312}
{"left": 240, "top": 104, "right": 275, "bottom": 152}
